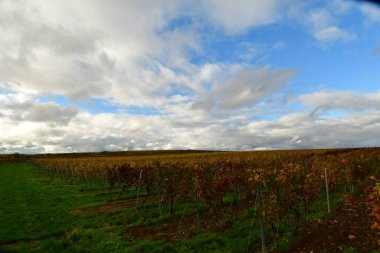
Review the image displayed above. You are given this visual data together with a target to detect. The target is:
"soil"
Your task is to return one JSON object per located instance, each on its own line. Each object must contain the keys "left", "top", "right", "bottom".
{"left": 290, "top": 194, "right": 377, "bottom": 253}
{"left": 124, "top": 205, "right": 244, "bottom": 241}
{"left": 124, "top": 215, "right": 196, "bottom": 241}
{"left": 70, "top": 198, "right": 138, "bottom": 216}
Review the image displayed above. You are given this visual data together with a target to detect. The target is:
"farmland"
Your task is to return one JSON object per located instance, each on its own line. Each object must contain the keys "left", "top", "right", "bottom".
{"left": 1, "top": 148, "right": 380, "bottom": 252}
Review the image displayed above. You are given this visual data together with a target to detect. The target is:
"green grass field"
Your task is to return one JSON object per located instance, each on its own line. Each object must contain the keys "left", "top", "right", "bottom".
{"left": 0, "top": 163, "right": 132, "bottom": 252}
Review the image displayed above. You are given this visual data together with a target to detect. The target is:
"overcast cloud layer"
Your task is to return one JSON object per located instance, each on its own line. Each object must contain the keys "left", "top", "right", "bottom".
{"left": 1, "top": 0, "right": 380, "bottom": 153}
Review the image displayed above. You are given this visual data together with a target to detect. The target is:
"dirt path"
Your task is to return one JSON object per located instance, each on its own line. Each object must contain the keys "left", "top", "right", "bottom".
{"left": 70, "top": 198, "right": 137, "bottom": 216}
{"left": 292, "top": 194, "right": 377, "bottom": 253}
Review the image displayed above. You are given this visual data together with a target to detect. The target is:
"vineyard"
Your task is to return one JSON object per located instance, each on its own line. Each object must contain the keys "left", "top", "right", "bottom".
{"left": 22, "top": 148, "right": 380, "bottom": 252}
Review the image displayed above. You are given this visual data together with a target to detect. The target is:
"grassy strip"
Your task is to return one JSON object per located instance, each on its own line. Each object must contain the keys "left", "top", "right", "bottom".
{"left": 0, "top": 163, "right": 127, "bottom": 252}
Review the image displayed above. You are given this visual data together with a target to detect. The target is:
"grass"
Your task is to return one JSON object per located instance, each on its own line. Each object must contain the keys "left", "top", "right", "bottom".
{"left": 305, "top": 190, "right": 345, "bottom": 220}
{"left": 342, "top": 246, "right": 358, "bottom": 253}
{"left": 0, "top": 163, "right": 129, "bottom": 252}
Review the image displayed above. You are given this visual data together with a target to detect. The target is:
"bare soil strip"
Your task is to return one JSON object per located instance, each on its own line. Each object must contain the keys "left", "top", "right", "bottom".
{"left": 292, "top": 194, "right": 377, "bottom": 253}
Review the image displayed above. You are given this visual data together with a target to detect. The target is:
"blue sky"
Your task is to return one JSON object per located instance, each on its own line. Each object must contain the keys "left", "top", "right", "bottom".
{"left": 1, "top": 0, "right": 380, "bottom": 153}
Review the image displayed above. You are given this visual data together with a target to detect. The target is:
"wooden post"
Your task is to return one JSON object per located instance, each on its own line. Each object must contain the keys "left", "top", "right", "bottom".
{"left": 136, "top": 170, "right": 142, "bottom": 208}
{"left": 116, "top": 169, "right": 121, "bottom": 188}
{"left": 156, "top": 166, "right": 162, "bottom": 218}
{"left": 52, "top": 166, "right": 57, "bottom": 178}
{"left": 75, "top": 168, "right": 80, "bottom": 184}
{"left": 324, "top": 168, "right": 330, "bottom": 214}
{"left": 70, "top": 165, "right": 74, "bottom": 180}
{"left": 64, "top": 162, "right": 69, "bottom": 179}
{"left": 83, "top": 168, "right": 88, "bottom": 188}
{"left": 157, "top": 183, "right": 162, "bottom": 218}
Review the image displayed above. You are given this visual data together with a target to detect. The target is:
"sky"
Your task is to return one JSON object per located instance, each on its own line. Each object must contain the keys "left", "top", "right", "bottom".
{"left": 1, "top": 0, "right": 380, "bottom": 154}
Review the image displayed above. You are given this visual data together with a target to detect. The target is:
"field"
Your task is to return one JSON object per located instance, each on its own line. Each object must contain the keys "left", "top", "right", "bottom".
{"left": 1, "top": 148, "right": 380, "bottom": 252}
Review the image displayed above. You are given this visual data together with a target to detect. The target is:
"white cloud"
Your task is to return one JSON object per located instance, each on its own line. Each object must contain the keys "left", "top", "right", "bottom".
{"left": 200, "top": 0, "right": 284, "bottom": 35}
{"left": 307, "top": 9, "right": 355, "bottom": 42}
{"left": 235, "top": 41, "right": 285, "bottom": 62}
{"left": 2, "top": 89, "right": 380, "bottom": 153}
{"left": 0, "top": 92, "right": 79, "bottom": 124}
{"left": 360, "top": 2, "right": 380, "bottom": 23}
{"left": 328, "top": 0, "right": 353, "bottom": 14}
{"left": 202, "top": 67, "right": 296, "bottom": 110}
{"left": 313, "top": 26, "right": 355, "bottom": 42}
{"left": 0, "top": 0, "right": 198, "bottom": 106}
{"left": 300, "top": 90, "right": 380, "bottom": 110}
